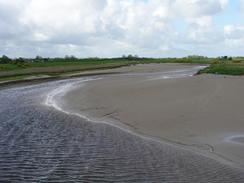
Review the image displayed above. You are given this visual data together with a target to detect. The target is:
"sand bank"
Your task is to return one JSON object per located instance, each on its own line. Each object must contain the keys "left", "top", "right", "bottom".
{"left": 63, "top": 63, "right": 244, "bottom": 167}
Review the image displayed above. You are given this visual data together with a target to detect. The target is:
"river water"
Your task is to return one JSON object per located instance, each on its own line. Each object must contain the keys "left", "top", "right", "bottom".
{"left": 0, "top": 67, "right": 244, "bottom": 182}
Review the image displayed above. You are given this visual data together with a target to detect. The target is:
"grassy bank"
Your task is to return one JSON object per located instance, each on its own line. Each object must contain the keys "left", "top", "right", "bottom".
{"left": 0, "top": 56, "right": 212, "bottom": 80}
{"left": 0, "top": 57, "right": 212, "bottom": 72}
{"left": 0, "top": 62, "right": 135, "bottom": 77}
{"left": 0, "top": 56, "right": 244, "bottom": 84}
{"left": 199, "top": 62, "right": 244, "bottom": 75}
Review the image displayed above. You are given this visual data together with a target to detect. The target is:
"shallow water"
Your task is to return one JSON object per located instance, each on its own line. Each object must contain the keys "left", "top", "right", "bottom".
{"left": 0, "top": 74, "right": 244, "bottom": 182}
{"left": 225, "top": 135, "right": 244, "bottom": 145}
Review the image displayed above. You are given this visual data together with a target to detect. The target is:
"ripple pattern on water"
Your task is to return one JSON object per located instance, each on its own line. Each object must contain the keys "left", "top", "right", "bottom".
{"left": 0, "top": 80, "right": 244, "bottom": 182}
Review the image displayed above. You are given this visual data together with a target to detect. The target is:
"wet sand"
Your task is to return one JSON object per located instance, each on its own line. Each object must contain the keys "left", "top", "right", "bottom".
{"left": 63, "top": 63, "right": 244, "bottom": 168}
{"left": 1, "top": 67, "right": 244, "bottom": 182}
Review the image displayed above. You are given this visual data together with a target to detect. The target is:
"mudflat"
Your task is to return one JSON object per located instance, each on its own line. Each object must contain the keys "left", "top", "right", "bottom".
{"left": 63, "top": 63, "right": 244, "bottom": 167}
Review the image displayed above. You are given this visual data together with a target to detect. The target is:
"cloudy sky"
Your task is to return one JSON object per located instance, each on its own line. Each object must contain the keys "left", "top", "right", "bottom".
{"left": 0, "top": 0, "right": 244, "bottom": 58}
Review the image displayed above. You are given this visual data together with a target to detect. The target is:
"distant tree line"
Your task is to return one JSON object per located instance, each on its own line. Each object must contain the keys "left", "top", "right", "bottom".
{"left": 0, "top": 54, "right": 238, "bottom": 64}
{"left": 185, "top": 55, "right": 208, "bottom": 59}
{"left": 218, "top": 56, "right": 232, "bottom": 61}
{"left": 121, "top": 54, "right": 140, "bottom": 60}
{"left": 0, "top": 55, "right": 81, "bottom": 64}
{"left": 0, "top": 54, "right": 143, "bottom": 64}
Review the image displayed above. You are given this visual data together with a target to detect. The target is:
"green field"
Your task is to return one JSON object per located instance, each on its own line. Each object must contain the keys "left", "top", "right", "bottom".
{"left": 199, "top": 62, "right": 244, "bottom": 75}
{"left": 0, "top": 56, "right": 243, "bottom": 83}
{"left": 0, "top": 58, "right": 212, "bottom": 72}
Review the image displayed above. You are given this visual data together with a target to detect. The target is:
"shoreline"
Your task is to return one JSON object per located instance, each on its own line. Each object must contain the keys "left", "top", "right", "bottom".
{"left": 44, "top": 75, "right": 241, "bottom": 170}
{"left": 0, "top": 63, "right": 208, "bottom": 92}
{"left": 0, "top": 71, "right": 122, "bottom": 90}
{"left": 59, "top": 63, "right": 244, "bottom": 169}
{"left": 2, "top": 64, "right": 244, "bottom": 182}
{"left": 0, "top": 63, "right": 207, "bottom": 86}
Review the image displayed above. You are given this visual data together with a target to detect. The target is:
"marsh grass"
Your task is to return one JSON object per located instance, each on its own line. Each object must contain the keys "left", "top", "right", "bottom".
{"left": 199, "top": 62, "right": 244, "bottom": 75}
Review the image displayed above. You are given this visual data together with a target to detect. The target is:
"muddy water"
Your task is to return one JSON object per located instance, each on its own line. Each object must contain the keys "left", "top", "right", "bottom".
{"left": 0, "top": 74, "right": 244, "bottom": 182}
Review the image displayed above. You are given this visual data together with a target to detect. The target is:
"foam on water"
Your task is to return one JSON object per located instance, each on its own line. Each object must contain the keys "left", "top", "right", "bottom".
{"left": 148, "top": 66, "right": 207, "bottom": 80}
{"left": 225, "top": 135, "right": 244, "bottom": 145}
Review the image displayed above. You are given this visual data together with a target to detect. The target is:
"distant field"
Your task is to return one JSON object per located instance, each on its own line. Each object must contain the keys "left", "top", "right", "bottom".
{"left": 0, "top": 57, "right": 212, "bottom": 78}
{"left": 0, "top": 60, "right": 133, "bottom": 72}
{"left": 0, "top": 57, "right": 243, "bottom": 83}
{"left": 0, "top": 61, "right": 133, "bottom": 77}
{"left": 0, "top": 58, "right": 212, "bottom": 72}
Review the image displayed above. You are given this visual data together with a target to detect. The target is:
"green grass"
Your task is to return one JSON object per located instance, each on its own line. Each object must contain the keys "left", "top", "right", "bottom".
{"left": 0, "top": 64, "right": 22, "bottom": 71}
{"left": 0, "top": 61, "right": 137, "bottom": 80}
{"left": 0, "top": 60, "right": 131, "bottom": 72}
{"left": 199, "top": 62, "right": 244, "bottom": 75}
{"left": 0, "top": 57, "right": 213, "bottom": 77}
{"left": 1, "top": 57, "right": 243, "bottom": 84}
{"left": 0, "top": 57, "right": 214, "bottom": 72}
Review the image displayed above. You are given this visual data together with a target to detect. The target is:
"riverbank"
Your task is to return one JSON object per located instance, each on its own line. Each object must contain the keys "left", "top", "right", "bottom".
{"left": 0, "top": 63, "right": 132, "bottom": 86}
{"left": 1, "top": 56, "right": 243, "bottom": 85}
{"left": 1, "top": 72, "right": 244, "bottom": 182}
{"left": 62, "top": 63, "right": 244, "bottom": 168}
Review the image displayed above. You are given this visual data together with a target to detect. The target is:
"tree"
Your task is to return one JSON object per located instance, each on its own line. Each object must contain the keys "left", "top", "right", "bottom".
{"left": 187, "top": 55, "right": 206, "bottom": 59}
{"left": 123, "top": 54, "right": 140, "bottom": 60}
{"left": 65, "top": 55, "right": 77, "bottom": 61}
{"left": 222, "top": 56, "right": 228, "bottom": 60}
{"left": 0, "top": 55, "right": 11, "bottom": 63}
{"left": 15, "top": 57, "right": 25, "bottom": 62}
{"left": 35, "top": 55, "right": 43, "bottom": 60}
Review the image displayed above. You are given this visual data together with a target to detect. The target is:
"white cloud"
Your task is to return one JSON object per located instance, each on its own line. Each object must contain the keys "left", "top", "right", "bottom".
{"left": 240, "top": 0, "right": 244, "bottom": 12}
{"left": 20, "top": 0, "right": 106, "bottom": 38}
{"left": 224, "top": 25, "right": 244, "bottom": 39}
{"left": 0, "top": 0, "right": 240, "bottom": 58}
{"left": 173, "top": 0, "right": 226, "bottom": 17}
{"left": 173, "top": 0, "right": 228, "bottom": 27}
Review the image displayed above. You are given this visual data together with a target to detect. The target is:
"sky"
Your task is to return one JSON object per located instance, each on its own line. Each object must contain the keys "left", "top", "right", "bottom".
{"left": 0, "top": 0, "right": 244, "bottom": 58}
